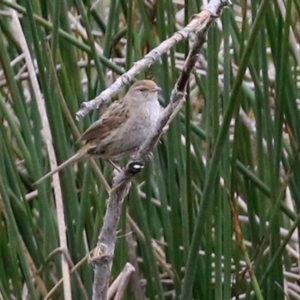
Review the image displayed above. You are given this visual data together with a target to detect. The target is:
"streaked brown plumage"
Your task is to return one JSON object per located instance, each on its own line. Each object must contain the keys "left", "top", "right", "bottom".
{"left": 35, "top": 80, "right": 161, "bottom": 184}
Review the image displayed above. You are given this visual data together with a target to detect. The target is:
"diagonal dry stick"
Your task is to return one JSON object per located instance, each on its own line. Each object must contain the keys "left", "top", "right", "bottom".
{"left": 88, "top": 1, "right": 230, "bottom": 299}
{"left": 9, "top": 9, "right": 72, "bottom": 300}
{"left": 76, "top": 0, "right": 230, "bottom": 120}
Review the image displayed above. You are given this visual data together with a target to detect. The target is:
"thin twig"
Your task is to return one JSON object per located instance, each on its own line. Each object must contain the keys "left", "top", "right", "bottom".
{"left": 44, "top": 249, "right": 92, "bottom": 300}
{"left": 107, "top": 263, "right": 135, "bottom": 300}
{"left": 125, "top": 219, "right": 145, "bottom": 300}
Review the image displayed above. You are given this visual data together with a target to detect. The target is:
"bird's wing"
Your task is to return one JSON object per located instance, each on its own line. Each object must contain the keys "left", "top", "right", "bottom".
{"left": 79, "top": 100, "right": 129, "bottom": 143}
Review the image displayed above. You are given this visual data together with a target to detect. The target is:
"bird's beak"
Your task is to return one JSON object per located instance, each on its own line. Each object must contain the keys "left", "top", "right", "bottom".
{"left": 152, "top": 87, "right": 162, "bottom": 92}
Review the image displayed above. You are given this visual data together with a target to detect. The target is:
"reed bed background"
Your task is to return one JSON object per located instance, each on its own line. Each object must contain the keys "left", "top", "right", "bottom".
{"left": 0, "top": 0, "right": 300, "bottom": 299}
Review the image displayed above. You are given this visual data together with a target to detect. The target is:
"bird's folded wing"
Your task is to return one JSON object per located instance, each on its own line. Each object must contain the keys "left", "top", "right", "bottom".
{"left": 80, "top": 101, "right": 129, "bottom": 142}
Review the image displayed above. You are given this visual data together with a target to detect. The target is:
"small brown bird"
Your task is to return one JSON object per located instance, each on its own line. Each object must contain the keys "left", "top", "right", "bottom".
{"left": 35, "top": 80, "right": 162, "bottom": 184}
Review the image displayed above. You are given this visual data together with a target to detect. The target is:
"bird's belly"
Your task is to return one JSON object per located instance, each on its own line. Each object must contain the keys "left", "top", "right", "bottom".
{"left": 110, "top": 115, "right": 157, "bottom": 158}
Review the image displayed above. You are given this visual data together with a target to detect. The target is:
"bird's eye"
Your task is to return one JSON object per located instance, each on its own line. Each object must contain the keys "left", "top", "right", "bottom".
{"left": 138, "top": 88, "right": 148, "bottom": 92}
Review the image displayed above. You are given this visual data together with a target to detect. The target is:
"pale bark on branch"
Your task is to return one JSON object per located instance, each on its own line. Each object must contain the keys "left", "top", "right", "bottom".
{"left": 76, "top": 0, "right": 230, "bottom": 120}
{"left": 88, "top": 1, "right": 230, "bottom": 299}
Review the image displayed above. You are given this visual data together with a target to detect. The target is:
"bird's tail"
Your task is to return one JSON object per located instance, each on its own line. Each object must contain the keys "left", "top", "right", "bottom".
{"left": 34, "top": 148, "right": 87, "bottom": 185}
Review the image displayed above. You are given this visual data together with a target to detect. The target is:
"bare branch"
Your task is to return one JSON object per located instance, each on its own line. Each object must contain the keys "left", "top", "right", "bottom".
{"left": 90, "top": 1, "right": 230, "bottom": 299}
{"left": 91, "top": 169, "right": 133, "bottom": 300}
{"left": 76, "top": 0, "right": 231, "bottom": 120}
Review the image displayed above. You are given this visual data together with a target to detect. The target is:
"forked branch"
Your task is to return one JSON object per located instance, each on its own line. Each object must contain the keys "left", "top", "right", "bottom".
{"left": 88, "top": 1, "right": 230, "bottom": 299}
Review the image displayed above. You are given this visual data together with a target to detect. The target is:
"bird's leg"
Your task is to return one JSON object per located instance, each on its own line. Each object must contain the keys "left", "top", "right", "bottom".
{"left": 107, "top": 159, "right": 122, "bottom": 172}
